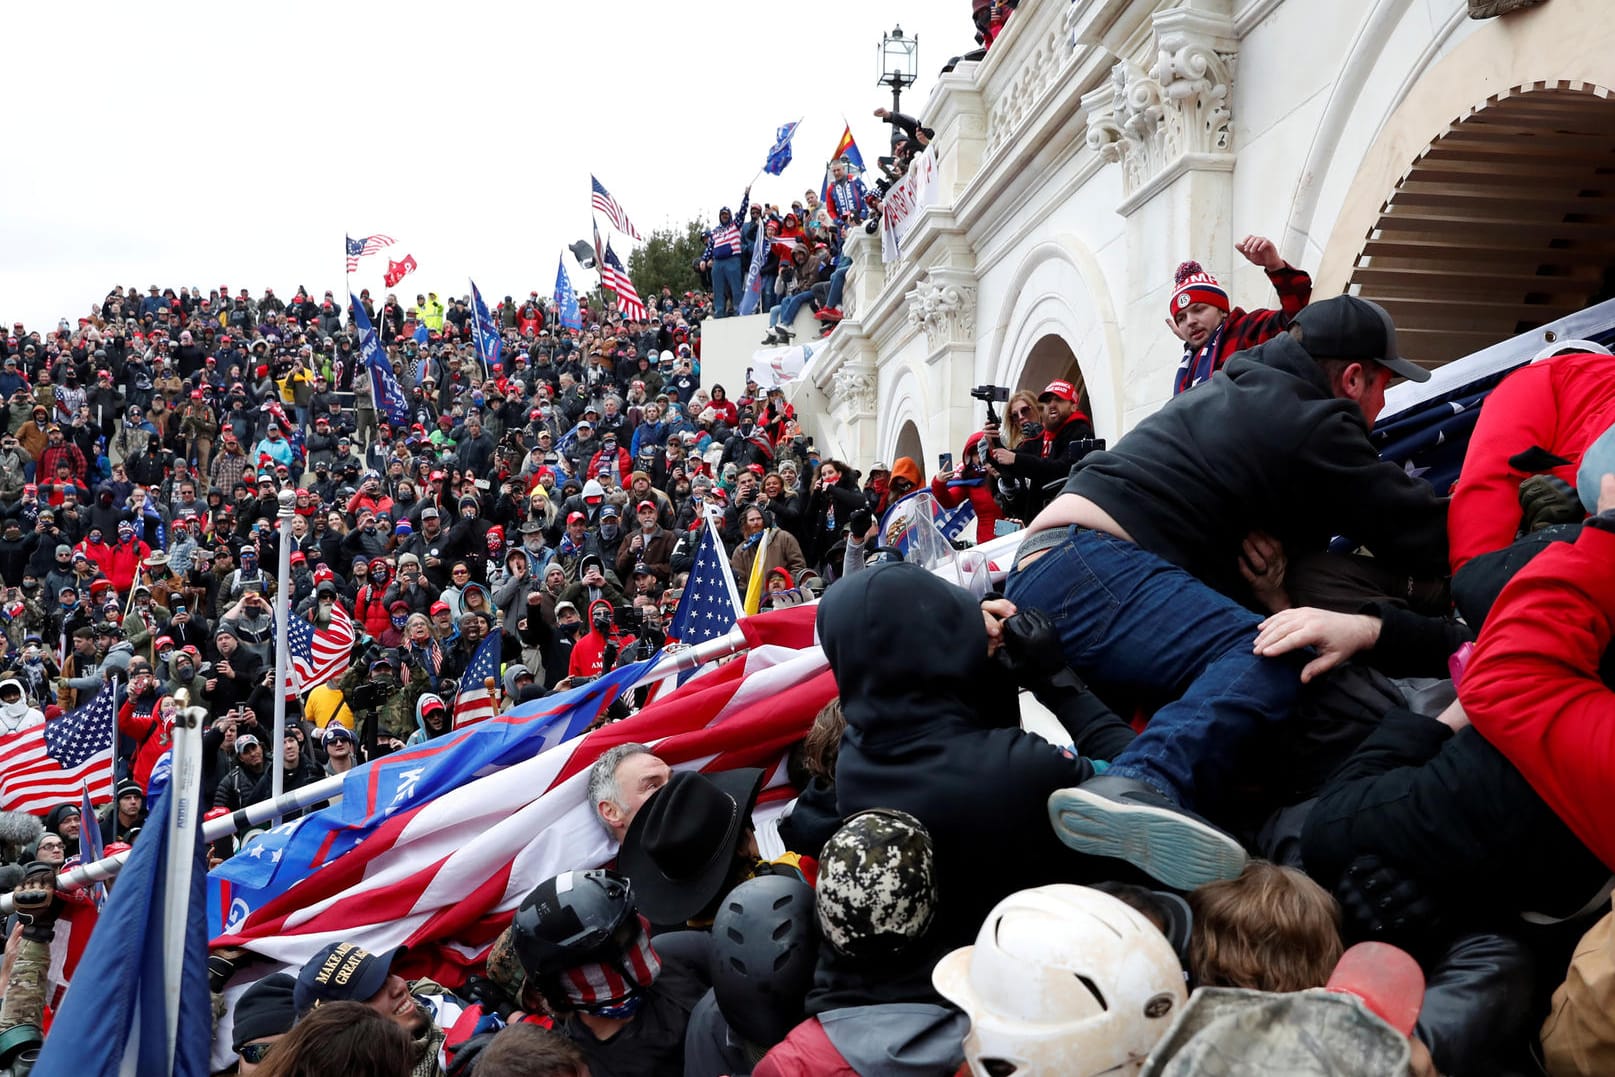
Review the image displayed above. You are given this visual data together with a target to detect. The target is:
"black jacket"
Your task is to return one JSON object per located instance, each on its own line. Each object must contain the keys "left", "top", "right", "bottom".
{"left": 821, "top": 562, "right": 1135, "bottom": 954}
{"left": 1301, "top": 708, "right": 1609, "bottom": 926}
{"left": 1064, "top": 333, "right": 1449, "bottom": 600}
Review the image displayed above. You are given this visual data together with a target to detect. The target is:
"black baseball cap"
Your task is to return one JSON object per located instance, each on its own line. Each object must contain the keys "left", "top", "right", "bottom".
{"left": 1290, "top": 296, "right": 1429, "bottom": 383}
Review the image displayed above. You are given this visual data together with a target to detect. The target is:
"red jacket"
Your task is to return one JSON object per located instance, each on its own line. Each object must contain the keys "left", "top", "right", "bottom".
{"left": 1461, "top": 526, "right": 1615, "bottom": 872}
{"left": 107, "top": 538, "right": 151, "bottom": 593}
{"left": 74, "top": 537, "right": 116, "bottom": 578}
{"left": 753, "top": 1018, "right": 860, "bottom": 1077}
{"left": 931, "top": 434, "right": 1005, "bottom": 543}
{"left": 1448, "top": 352, "right": 1615, "bottom": 572}
{"left": 568, "top": 599, "right": 625, "bottom": 679}
{"left": 118, "top": 697, "right": 172, "bottom": 792}
{"left": 353, "top": 584, "right": 394, "bottom": 640}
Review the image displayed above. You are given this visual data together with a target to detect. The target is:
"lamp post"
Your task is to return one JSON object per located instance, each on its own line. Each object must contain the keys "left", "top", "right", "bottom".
{"left": 878, "top": 24, "right": 920, "bottom": 149}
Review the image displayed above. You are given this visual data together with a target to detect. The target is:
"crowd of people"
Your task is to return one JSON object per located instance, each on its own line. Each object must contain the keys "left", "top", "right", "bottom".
{"left": 0, "top": 251, "right": 1611, "bottom": 1077}
{"left": 0, "top": 46, "right": 1612, "bottom": 1074}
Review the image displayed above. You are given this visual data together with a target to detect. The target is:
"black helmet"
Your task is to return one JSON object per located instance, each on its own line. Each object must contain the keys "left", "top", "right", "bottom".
{"left": 710, "top": 875, "right": 819, "bottom": 1048}
{"left": 511, "top": 869, "right": 637, "bottom": 981}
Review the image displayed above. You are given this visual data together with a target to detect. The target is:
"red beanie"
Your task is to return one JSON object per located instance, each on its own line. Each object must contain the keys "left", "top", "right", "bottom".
{"left": 1169, "top": 261, "right": 1230, "bottom": 318}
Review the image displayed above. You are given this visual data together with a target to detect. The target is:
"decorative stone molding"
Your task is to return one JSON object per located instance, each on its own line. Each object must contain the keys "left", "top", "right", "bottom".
{"left": 983, "top": 8, "right": 1077, "bottom": 157}
{"left": 830, "top": 366, "right": 877, "bottom": 417}
{"left": 1083, "top": 13, "right": 1236, "bottom": 201}
{"left": 906, "top": 271, "right": 979, "bottom": 352}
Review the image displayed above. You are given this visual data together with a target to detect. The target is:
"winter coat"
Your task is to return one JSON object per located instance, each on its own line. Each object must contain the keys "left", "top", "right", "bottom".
{"left": 1447, "top": 351, "right": 1615, "bottom": 572}
{"left": 1173, "top": 262, "right": 1312, "bottom": 394}
{"left": 930, "top": 435, "right": 1005, "bottom": 544}
{"left": 821, "top": 562, "right": 1135, "bottom": 953}
{"left": 1462, "top": 525, "right": 1615, "bottom": 875}
{"left": 1064, "top": 331, "right": 1449, "bottom": 602}
{"left": 566, "top": 599, "right": 623, "bottom": 679}
{"left": 1301, "top": 708, "right": 1610, "bottom": 925}
{"left": 117, "top": 698, "right": 172, "bottom": 792}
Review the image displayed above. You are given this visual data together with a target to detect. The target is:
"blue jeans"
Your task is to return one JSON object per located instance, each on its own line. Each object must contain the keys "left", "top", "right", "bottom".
{"left": 770, "top": 290, "right": 815, "bottom": 329}
{"left": 712, "top": 258, "right": 743, "bottom": 317}
{"left": 826, "top": 265, "right": 849, "bottom": 309}
{"left": 1004, "top": 527, "right": 1299, "bottom": 811}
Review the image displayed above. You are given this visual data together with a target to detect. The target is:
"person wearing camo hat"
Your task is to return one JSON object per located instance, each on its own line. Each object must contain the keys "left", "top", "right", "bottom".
{"left": 752, "top": 808, "right": 969, "bottom": 1076}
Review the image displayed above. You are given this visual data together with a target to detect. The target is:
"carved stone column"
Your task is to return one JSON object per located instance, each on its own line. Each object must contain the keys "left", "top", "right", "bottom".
{"left": 1083, "top": 6, "right": 1237, "bottom": 211}
{"left": 905, "top": 269, "right": 979, "bottom": 354}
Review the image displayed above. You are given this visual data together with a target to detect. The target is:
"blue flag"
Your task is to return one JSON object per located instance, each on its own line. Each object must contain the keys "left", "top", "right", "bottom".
{"left": 469, "top": 279, "right": 503, "bottom": 374}
{"left": 552, "top": 257, "right": 583, "bottom": 331}
{"left": 738, "top": 217, "right": 770, "bottom": 317}
{"left": 208, "top": 658, "right": 655, "bottom": 937}
{"left": 764, "top": 120, "right": 799, "bottom": 175}
{"left": 413, "top": 322, "right": 430, "bottom": 345}
{"left": 40, "top": 779, "right": 212, "bottom": 1076}
{"left": 350, "top": 296, "right": 410, "bottom": 429}
{"left": 80, "top": 782, "right": 106, "bottom": 908}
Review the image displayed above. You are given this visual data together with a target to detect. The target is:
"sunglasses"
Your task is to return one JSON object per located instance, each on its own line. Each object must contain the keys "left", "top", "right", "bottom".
{"left": 238, "top": 1042, "right": 276, "bottom": 1064}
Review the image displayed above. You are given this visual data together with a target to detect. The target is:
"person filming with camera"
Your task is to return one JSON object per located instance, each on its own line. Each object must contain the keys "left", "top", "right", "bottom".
{"left": 981, "top": 379, "right": 1101, "bottom": 516}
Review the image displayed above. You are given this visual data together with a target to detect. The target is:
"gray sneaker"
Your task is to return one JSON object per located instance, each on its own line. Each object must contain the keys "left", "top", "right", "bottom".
{"left": 1049, "top": 775, "right": 1247, "bottom": 892}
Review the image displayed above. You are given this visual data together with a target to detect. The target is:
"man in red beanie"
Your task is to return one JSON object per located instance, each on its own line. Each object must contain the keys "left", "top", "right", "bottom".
{"left": 1170, "top": 235, "right": 1312, "bottom": 395}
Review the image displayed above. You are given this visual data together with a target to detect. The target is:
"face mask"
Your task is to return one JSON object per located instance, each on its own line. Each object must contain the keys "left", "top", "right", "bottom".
{"left": 599, "top": 523, "right": 619, "bottom": 540}
{"left": 391, "top": 615, "right": 408, "bottom": 629}
{"left": 89, "top": 534, "right": 102, "bottom": 544}
{"left": 177, "top": 665, "right": 195, "bottom": 683}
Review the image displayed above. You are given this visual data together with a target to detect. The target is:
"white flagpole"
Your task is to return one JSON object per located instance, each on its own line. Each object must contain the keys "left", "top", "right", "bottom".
{"left": 161, "top": 686, "right": 207, "bottom": 1068}
{"left": 270, "top": 488, "right": 296, "bottom": 821}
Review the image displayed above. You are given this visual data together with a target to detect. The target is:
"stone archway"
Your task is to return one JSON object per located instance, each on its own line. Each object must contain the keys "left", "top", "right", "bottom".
{"left": 893, "top": 420, "right": 925, "bottom": 473}
{"left": 1346, "top": 83, "right": 1615, "bottom": 369}
{"left": 1017, "top": 334, "right": 1092, "bottom": 416}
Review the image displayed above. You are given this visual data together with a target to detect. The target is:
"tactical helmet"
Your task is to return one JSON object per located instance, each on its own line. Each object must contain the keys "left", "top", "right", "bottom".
{"left": 816, "top": 808, "right": 937, "bottom": 960}
{"left": 711, "top": 874, "right": 820, "bottom": 1048}
{"left": 511, "top": 869, "right": 637, "bottom": 980}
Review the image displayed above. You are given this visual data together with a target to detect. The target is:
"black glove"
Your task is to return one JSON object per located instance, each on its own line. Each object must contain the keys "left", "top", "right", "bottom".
{"left": 1518, "top": 474, "right": 1583, "bottom": 533}
{"left": 1335, "top": 853, "right": 1446, "bottom": 952}
{"left": 458, "top": 974, "right": 515, "bottom": 1020}
{"left": 14, "top": 888, "right": 58, "bottom": 944}
{"left": 996, "top": 607, "right": 1072, "bottom": 686}
{"left": 847, "top": 507, "right": 872, "bottom": 539}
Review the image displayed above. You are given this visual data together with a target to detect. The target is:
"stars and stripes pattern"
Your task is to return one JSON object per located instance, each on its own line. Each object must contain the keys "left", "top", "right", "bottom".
{"left": 0, "top": 681, "right": 115, "bottom": 814}
{"left": 601, "top": 242, "right": 645, "bottom": 321}
{"left": 208, "top": 606, "right": 832, "bottom": 987}
{"left": 668, "top": 516, "right": 743, "bottom": 646}
{"left": 590, "top": 176, "right": 643, "bottom": 240}
{"left": 345, "top": 233, "right": 396, "bottom": 273}
{"left": 287, "top": 603, "right": 356, "bottom": 695}
{"left": 452, "top": 635, "right": 502, "bottom": 729}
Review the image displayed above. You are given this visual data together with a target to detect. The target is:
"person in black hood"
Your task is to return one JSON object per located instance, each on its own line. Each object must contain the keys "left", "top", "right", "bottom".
{"left": 819, "top": 561, "right": 1136, "bottom": 956}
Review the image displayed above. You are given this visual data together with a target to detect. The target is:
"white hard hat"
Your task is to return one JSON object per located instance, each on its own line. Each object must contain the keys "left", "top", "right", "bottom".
{"left": 933, "top": 885, "right": 1187, "bottom": 1077}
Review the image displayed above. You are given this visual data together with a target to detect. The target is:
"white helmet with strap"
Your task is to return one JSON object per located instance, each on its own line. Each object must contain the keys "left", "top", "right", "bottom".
{"left": 933, "top": 884, "right": 1188, "bottom": 1077}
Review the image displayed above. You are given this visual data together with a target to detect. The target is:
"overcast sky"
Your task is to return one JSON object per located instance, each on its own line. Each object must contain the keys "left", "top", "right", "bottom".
{"left": 2, "top": 1, "right": 965, "bottom": 329}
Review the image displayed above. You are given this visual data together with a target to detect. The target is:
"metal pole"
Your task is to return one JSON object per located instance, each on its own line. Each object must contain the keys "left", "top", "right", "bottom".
{"left": 271, "top": 487, "right": 296, "bottom": 819}
{"left": 161, "top": 687, "right": 206, "bottom": 1068}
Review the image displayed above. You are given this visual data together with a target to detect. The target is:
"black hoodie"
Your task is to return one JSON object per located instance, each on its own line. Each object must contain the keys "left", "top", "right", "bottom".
{"left": 1063, "top": 331, "right": 1448, "bottom": 601}
{"left": 819, "top": 562, "right": 1132, "bottom": 956}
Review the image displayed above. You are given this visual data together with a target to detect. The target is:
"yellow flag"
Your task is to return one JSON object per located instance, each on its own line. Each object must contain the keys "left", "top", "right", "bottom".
{"left": 743, "top": 529, "right": 770, "bottom": 615}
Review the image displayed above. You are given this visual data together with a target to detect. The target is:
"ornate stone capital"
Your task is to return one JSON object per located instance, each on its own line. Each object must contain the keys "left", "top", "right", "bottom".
{"left": 1084, "top": 14, "right": 1235, "bottom": 200}
{"left": 830, "top": 366, "right": 877, "bottom": 417}
{"left": 905, "top": 271, "right": 979, "bottom": 352}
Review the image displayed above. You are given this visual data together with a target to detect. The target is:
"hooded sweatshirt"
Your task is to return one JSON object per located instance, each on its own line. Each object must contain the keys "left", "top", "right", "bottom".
{"left": 820, "top": 562, "right": 1123, "bottom": 955}
{"left": 0, "top": 679, "right": 43, "bottom": 735}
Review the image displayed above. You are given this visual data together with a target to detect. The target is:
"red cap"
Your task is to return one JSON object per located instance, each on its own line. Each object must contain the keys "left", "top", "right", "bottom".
{"left": 429, "top": 470, "right": 446, "bottom": 482}
{"left": 636, "top": 500, "right": 657, "bottom": 514}
{"left": 190, "top": 389, "right": 203, "bottom": 399}
{"left": 430, "top": 600, "right": 450, "bottom": 615}
{"left": 1039, "top": 379, "right": 1078, "bottom": 403}
{"left": 290, "top": 551, "right": 306, "bottom": 565}
{"left": 567, "top": 510, "right": 586, "bottom": 524}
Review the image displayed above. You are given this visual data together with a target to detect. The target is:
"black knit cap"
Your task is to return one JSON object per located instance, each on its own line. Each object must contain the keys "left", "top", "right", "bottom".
{"left": 231, "top": 973, "right": 297, "bottom": 1051}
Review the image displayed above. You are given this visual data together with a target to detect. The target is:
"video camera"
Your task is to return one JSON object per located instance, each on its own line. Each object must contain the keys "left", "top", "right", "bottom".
{"left": 971, "top": 385, "right": 1011, "bottom": 440}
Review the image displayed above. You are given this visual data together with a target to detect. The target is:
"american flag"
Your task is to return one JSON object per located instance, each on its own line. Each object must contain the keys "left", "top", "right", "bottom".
{"left": 208, "top": 606, "right": 830, "bottom": 995}
{"left": 287, "top": 603, "right": 356, "bottom": 694}
{"left": 452, "top": 635, "right": 502, "bottom": 729}
{"left": 668, "top": 514, "right": 742, "bottom": 646}
{"left": 0, "top": 681, "right": 115, "bottom": 814}
{"left": 345, "top": 233, "right": 396, "bottom": 273}
{"left": 601, "top": 242, "right": 646, "bottom": 321}
{"left": 590, "top": 176, "right": 643, "bottom": 241}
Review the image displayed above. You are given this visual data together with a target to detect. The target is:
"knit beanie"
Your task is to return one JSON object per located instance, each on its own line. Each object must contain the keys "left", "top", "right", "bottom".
{"left": 1169, "top": 261, "right": 1230, "bottom": 317}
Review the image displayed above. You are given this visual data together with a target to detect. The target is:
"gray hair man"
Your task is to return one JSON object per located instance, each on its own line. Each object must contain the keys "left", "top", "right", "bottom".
{"left": 586, "top": 743, "right": 671, "bottom": 842}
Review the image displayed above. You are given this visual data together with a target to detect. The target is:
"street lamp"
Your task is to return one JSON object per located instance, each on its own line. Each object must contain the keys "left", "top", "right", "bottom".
{"left": 878, "top": 24, "right": 919, "bottom": 147}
